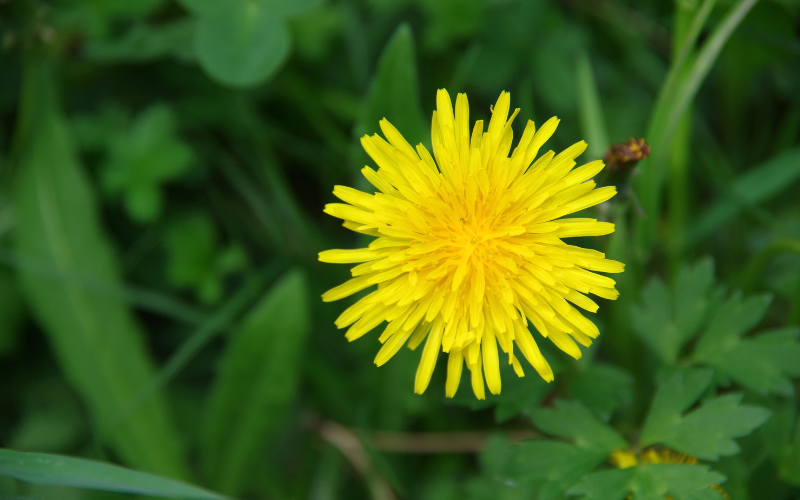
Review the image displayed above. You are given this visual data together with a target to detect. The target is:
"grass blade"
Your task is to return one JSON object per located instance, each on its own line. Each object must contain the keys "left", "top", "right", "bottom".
{"left": 0, "top": 449, "right": 225, "bottom": 499}
{"left": 12, "top": 58, "right": 187, "bottom": 478}
{"left": 203, "top": 269, "right": 311, "bottom": 495}
{"left": 575, "top": 52, "right": 609, "bottom": 159}
{"left": 634, "top": 0, "right": 758, "bottom": 257}
{"left": 111, "top": 263, "right": 281, "bottom": 431}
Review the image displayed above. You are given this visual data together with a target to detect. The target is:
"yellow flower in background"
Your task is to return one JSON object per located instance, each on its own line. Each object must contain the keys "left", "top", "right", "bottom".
{"left": 319, "top": 89, "right": 623, "bottom": 399}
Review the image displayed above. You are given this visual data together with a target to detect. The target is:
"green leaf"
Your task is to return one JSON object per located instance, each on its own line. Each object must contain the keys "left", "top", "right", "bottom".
{"left": 682, "top": 137, "right": 800, "bottom": 250}
{"left": 532, "top": 400, "right": 627, "bottom": 454}
{"left": 512, "top": 440, "right": 607, "bottom": 500}
{"left": 12, "top": 59, "right": 187, "bottom": 478}
{"left": 203, "top": 270, "right": 311, "bottom": 495}
{"left": 693, "top": 291, "right": 800, "bottom": 395}
{"left": 0, "top": 449, "right": 225, "bottom": 499}
{"left": 631, "top": 259, "right": 716, "bottom": 364}
{"left": 101, "top": 104, "right": 193, "bottom": 222}
{"left": 673, "top": 258, "right": 717, "bottom": 340}
{"left": 194, "top": 0, "right": 291, "bottom": 88}
{"left": 571, "top": 364, "right": 633, "bottom": 421}
{"left": 354, "top": 23, "right": 427, "bottom": 160}
{"left": 575, "top": 52, "right": 608, "bottom": 159}
{"left": 568, "top": 464, "right": 726, "bottom": 500}
{"left": 694, "top": 293, "right": 771, "bottom": 357}
{"left": 566, "top": 467, "right": 633, "bottom": 500}
{"left": 640, "top": 369, "right": 770, "bottom": 460}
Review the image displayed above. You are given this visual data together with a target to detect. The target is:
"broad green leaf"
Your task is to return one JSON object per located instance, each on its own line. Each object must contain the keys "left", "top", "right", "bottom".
{"left": 568, "top": 464, "right": 726, "bottom": 500}
{"left": 683, "top": 143, "right": 800, "bottom": 250}
{"left": 641, "top": 369, "right": 770, "bottom": 460}
{"left": 531, "top": 400, "right": 627, "bottom": 454}
{"left": 512, "top": 440, "right": 607, "bottom": 500}
{"left": 631, "top": 259, "right": 716, "bottom": 364}
{"left": 195, "top": 0, "right": 291, "bottom": 88}
{"left": 354, "top": 23, "right": 427, "bottom": 160}
{"left": 0, "top": 449, "right": 225, "bottom": 499}
{"left": 12, "top": 59, "right": 186, "bottom": 478}
{"left": 101, "top": 104, "right": 193, "bottom": 222}
{"left": 575, "top": 52, "right": 608, "bottom": 159}
{"left": 571, "top": 363, "right": 633, "bottom": 421}
{"left": 203, "top": 270, "right": 310, "bottom": 495}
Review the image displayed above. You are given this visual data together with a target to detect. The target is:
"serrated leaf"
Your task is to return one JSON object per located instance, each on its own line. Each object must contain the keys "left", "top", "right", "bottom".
{"left": 571, "top": 363, "right": 633, "bottom": 420}
{"left": 194, "top": 0, "right": 291, "bottom": 88}
{"left": 13, "top": 58, "right": 186, "bottom": 478}
{"left": 0, "top": 449, "right": 225, "bottom": 500}
{"left": 692, "top": 293, "right": 800, "bottom": 395}
{"left": 512, "top": 440, "right": 607, "bottom": 500}
{"left": 698, "top": 326, "right": 800, "bottom": 396}
{"left": 641, "top": 369, "right": 770, "bottom": 460}
{"left": 568, "top": 464, "right": 726, "bottom": 500}
{"left": 631, "top": 259, "right": 715, "bottom": 364}
{"left": 202, "top": 270, "right": 310, "bottom": 495}
{"left": 693, "top": 292, "right": 772, "bottom": 357}
{"left": 673, "top": 258, "right": 716, "bottom": 339}
{"left": 532, "top": 400, "right": 627, "bottom": 454}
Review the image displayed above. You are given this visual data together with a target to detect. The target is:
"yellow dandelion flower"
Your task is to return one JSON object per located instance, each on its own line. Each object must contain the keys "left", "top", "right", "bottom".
{"left": 319, "top": 89, "right": 624, "bottom": 399}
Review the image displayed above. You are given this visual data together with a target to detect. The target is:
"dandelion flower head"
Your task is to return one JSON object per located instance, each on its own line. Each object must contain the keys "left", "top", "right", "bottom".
{"left": 320, "top": 90, "right": 623, "bottom": 399}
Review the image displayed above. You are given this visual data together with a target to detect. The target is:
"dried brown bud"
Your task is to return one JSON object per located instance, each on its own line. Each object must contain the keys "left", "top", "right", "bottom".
{"left": 603, "top": 138, "right": 651, "bottom": 172}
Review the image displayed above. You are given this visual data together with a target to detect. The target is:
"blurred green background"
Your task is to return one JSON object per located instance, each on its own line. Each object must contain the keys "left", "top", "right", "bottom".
{"left": 1, "top": 0, "right": 800, "bottom": 498}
